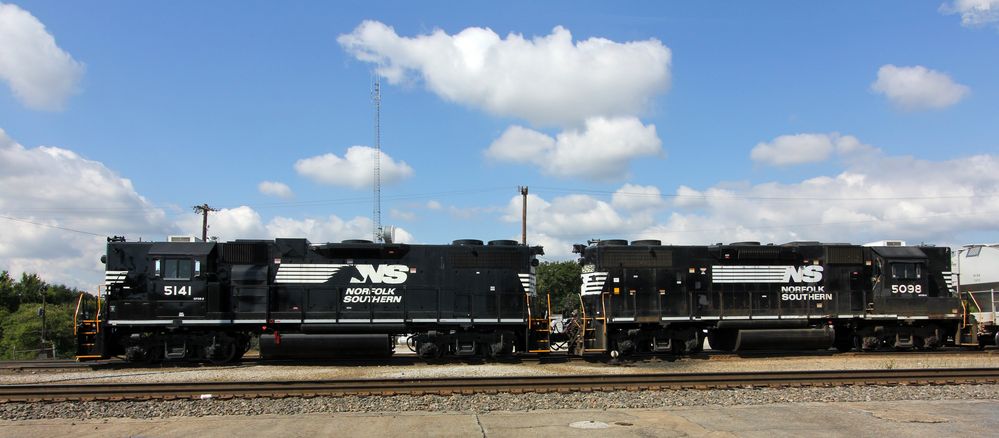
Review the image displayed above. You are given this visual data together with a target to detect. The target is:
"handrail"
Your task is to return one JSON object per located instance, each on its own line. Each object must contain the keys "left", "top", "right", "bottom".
{"left": 73, "top": 293, "right": 84, "bottom": 336}
{"left": 546, "top": 293, "right": 552, "bottom": 321}
{"left": 95, "top": 285, "right": 102, "bottom": 334}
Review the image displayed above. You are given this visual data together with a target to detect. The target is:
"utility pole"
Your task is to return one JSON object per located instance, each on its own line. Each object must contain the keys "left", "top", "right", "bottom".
{"left": 518, "top": 186, "right": 528, "bottom": 245}
{"left": 192, "top": 204, "right": 217, "bottom": 241}
{"left": 39, "top": 292, "right": 46, "bottom": 347}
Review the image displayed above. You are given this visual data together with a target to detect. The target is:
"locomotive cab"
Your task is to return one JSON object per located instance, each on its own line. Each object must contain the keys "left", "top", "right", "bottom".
{"left": 862, "top": 245, "right": 960, "bottom": 349}
{"left": 869, "top": 246, "right": 956, "bottom": 317}
{"left": 147, "top": 242, "right": 219, "bottom": 321}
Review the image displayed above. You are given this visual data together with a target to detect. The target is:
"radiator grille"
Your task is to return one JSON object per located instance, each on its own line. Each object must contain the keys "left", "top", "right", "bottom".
{"left": 826, "top": 246, "right": 863, "bottom": 264}
{"left": 449, "top": 249, "right": 524, "bottom": 269}
{"left": 222, "top": 243, "right": 269, "bottom": 264}
{"left": 737, "top": 247, "right": 781, "bottom": 259}
{"left": 600, "top": 249, "right": 672, "bottom": 268}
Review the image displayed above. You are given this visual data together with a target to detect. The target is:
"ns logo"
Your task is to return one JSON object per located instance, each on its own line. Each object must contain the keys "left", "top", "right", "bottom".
{"left": 783, "top": 266, "right": 823, "bottom": 283}
{"left": 350, "top": 264, "right": 409, "bottom": 284}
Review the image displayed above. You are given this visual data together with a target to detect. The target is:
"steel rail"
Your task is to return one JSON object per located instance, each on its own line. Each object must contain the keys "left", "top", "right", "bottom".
{"left": 2, "top": 368, "right": 997, "bottom": 403}
{"left": 1, "top": 348, "right": 993, "bottom": 371}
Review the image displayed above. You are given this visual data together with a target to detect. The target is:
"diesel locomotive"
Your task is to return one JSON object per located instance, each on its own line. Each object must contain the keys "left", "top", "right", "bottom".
{"left": 76, "top": 237, "right": 547, "bottom": 363}
{"left": 75, "top": 237, "right": 988, "bottom": 363}
{"left": 570, "top": 240, "right": 970, "bottom": 356}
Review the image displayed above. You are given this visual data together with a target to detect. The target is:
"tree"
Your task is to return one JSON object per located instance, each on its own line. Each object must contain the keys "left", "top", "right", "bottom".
{"left": 45, "top": 284, "right": 79, "bottom": 306}
{"left": 16, "top": 273, "right": 46, "bottom": 304}
{"left": 0, "top": 272, "right": 84, "bottom": 359}
{"left": 0, "top": 271, "right": 15, "bottom": 313}
{"left": 536, "top": 261, "right": 582, "bottom": 315}
{"left": 0, "top": 303, "right": 76, "bottom": 359}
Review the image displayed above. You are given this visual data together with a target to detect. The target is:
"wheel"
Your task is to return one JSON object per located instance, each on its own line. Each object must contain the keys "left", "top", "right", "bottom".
{"left": 417, "top": 341, "right": 443, "bottom": 359}
{"left": 124, "top": 342, "right": 162, "bottom": 363}
{"left": 203, "top": 336, "right": 238, "bottom": 365}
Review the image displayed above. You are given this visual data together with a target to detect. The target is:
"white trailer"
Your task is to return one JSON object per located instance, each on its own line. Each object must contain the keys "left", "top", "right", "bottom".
{"left": 953, "top": 244, "right": 999, "bottom": 347}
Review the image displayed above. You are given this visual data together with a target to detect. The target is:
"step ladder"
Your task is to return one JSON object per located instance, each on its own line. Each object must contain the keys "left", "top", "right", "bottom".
{"left": 74, "top": 287, "right": 105, "bottom": 360}
{"left": 526, "top": 293, "right": 553, "bottom": 353}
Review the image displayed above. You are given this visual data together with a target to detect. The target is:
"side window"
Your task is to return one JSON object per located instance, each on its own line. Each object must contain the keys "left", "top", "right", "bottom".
{"left": 890, "top": 263, "right": 921, "bottom": 280}
{"left": 162, "top": 259, "right": 193, "bottom": 280}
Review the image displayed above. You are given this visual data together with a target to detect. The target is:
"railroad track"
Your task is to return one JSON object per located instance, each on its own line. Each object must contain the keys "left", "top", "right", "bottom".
{"left": 1, "top": 348, "right": 993, "bottom": 371}
{"left": 2, "top": 368, "right": 997, "bottom": 403}
{"left": 0, "top": 359, "right": 122, "bottom": 371}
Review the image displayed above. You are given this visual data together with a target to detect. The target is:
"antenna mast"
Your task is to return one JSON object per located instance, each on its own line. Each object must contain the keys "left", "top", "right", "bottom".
{"left": 372, "top": 79, "right": 382, "bottom": 242}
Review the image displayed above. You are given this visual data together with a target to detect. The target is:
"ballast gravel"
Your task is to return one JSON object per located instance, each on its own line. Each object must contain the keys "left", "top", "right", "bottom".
{"left": 1, "top": 384, "right": 998, "bottom": 420}
{"left": 3, "top": 352, "right": 999, "bottom": 385}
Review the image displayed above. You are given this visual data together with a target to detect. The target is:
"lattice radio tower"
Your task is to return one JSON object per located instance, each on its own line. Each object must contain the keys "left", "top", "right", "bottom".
{"left": 372, "top": 79, "right": 383, "bottom": 242}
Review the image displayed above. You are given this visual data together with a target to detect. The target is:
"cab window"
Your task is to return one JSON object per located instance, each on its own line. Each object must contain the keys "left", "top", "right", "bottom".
{"left": 890, "top": 263, "right": 921, "bottom": 280}
{"left": 162, "top": 259, "right": 193, "bottom": 280}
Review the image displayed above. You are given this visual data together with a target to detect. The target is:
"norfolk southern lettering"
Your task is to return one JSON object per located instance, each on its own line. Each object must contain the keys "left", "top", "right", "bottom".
{"left": 343, "top": 264, "right": 408, "bottom": 304}
{"left": 343, "top": 287, "right": 402, "bottom": 303}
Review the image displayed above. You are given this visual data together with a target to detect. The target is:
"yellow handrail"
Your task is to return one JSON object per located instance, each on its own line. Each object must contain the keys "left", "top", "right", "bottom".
{"left": 73, "top": 292, "right": 84, "bottom": 336}
{"left": 95, "top": 285, "right": 103, "bottom": 334}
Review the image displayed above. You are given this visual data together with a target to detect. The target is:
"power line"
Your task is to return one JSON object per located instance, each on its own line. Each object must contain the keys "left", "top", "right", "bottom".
{"left": 534, "top": 186, "right": 999, "bottom": 202}
{"left": 546, "top": 209, "right": 999, "bottom": 239}
{"left": 0, "top": 187, "right": 512, "bottom": 215}
{"left": 0, "top": 215, "right": 105, "bottom": 237}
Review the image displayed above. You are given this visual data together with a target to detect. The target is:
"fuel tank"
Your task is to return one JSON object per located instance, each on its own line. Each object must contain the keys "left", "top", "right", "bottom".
{"left": 259, "top": 334, "right": 395, "bottom": 359}
{"left": 733, "top": 327, "right": 835, "bottom": 351}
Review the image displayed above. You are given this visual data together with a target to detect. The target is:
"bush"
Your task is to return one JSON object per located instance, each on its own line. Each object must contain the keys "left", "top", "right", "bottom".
{"left": 0, "top": 271, "right": 84, "bottom": 359}
{"left": 0, "top": 304, "right": 76, "bottom": 359}
{"left": 537, "top": 261, "right": 582, "bottom": 315}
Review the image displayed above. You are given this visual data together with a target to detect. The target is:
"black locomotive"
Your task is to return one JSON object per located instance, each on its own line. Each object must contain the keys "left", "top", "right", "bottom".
{"left": 571, "top": 240, "right": 965, "bottom": 356}
{"left": 76, "top": 237, "right": 546, "bottom": 363}
{"left": 75, "top": 236, "right": 985, "bottom": 363}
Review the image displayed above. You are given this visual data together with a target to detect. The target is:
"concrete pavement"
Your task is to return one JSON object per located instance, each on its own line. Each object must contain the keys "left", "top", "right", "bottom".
{"left": 2, "top": 399, "right": 996, "bottom": 437}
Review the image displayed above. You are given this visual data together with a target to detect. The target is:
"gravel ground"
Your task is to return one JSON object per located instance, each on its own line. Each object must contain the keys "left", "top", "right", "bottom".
{"left": 2, "top": 352, "right": 997, "bottom": 385}
{"left": 1, "top": 384, "right": 997, "bottom": 420}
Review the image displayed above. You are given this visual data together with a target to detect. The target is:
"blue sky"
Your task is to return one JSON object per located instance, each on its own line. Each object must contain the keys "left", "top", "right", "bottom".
{"left": 1, "top": 1, "right": 997, "bottom": 287}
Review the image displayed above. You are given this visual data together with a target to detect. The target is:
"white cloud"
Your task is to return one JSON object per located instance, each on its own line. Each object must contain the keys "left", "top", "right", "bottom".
{"left": 174, "top": 206, "right": 266, "bottom": 240}
{"left": 389, "top": 208, "right": 415, "bottom": 221}
{"left": 488, "top": 139, "right": 999, "bottom": 256}
{"left": 0, "top": 3, "right": 84, "bottom": 110}
{"left": 0, "top": 128, "right": 171, "bottom": 288}
{"left": 265, "top": 215, "right": 415, "bottom": 243}
{"left": 940, "top": 0, "right": 999, "bottom": 27}
{"left": 648, "top": 153, "right": 999, "bottom": 245}
{"left": 338, "top": 21, "right": 671, "bottom": 126}
{"left": 501, "top": 190, "right": 660, "bottom": 257}
{"left": 485, "top": 117, "right": 662, "bottom": 179}
{"left": 426, "top": 200, "right": 442, "bottom": 210}
{"left": 611, "top": 184, "right": 666, "bottom": 211}
{"left": 0, "top": 130, "right": 424, "bottom": 288}
{"left": 750, "top": 133, "right": 875, "bottom": 166}
{"left": 294, "top": 146, "right": 414, "bottom": 189}
{"left": 258, "top": 181, "right": 293, "bottom": 199}
{"left": 174, "top": 206, "right": 415, "bottom": 245}
{"left": 340, "top": 21, "right": 672, "bottom": 180}
{"left": 871, "top": 65, "right": 969, "bottom": 111}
